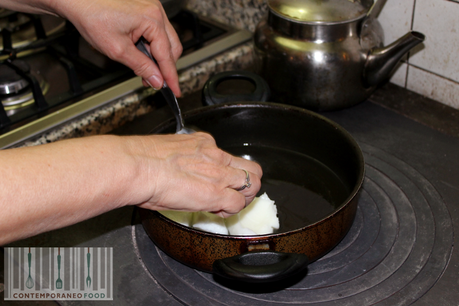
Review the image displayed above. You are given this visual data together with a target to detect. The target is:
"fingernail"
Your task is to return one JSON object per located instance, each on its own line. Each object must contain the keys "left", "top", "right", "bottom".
{"left": 146, "top": 75, "right": 162, "bottom": 90}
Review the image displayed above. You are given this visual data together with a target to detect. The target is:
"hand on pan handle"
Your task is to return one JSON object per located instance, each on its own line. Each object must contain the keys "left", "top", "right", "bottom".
{"left": 134, "top": 132, "right": 263, "bottom": 218}
{"left": 1, "top": 0, "right": 183, "bottom": 96}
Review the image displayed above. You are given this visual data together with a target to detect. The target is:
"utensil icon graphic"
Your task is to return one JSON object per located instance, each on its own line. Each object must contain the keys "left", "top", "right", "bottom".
{"left": 56, "top": 248, "right": 63, "bottom": 289}
{"left": 25, "top": 247, "right": 34, "bottom": 289}
{"left": 86, "top": 248, "right": 91, "bottom": 288}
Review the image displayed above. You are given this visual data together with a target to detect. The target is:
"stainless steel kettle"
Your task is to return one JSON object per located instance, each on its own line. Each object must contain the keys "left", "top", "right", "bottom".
{"left": 253, "top": 0, "right": 425, "bottom": 111}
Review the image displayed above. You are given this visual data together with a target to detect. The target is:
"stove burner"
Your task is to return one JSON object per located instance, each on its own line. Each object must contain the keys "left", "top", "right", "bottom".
{"left": 0, "top": 60, "right": 30, "bottom": 94}
{"left": 0, "top": 60, "right": 49, "bottom": 114}
{"left": 134, "top": 143, "right": 453, "bottom": 305}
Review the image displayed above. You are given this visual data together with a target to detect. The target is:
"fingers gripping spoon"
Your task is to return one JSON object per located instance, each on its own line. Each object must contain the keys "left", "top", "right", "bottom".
{"left": 136, "top": 38, "right": 195, "bottom": 134}
{"left": 56, "top": 248, "right": 62, "bottom": 289}
{"left": 25, "top": 247, "right": 34, "bottom": 289}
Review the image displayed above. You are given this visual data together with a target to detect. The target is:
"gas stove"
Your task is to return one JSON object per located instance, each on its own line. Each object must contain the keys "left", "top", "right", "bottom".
{"left": 2, "top": 83, "right": 458, "bottom": 305}
{"left": 0, "top": 9, "right": 251, "bottom": 149}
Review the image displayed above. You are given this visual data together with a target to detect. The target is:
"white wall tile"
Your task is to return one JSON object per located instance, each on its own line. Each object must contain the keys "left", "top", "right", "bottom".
{"left": 376, "top": 0, "right": 413, "bottom": 88}
{"left": 373, "top": 0, "right": 459, "bottom": 109}
{"left": 407, "top": 66, "right": 459, "bottom": 109}
{"left": 377, "top": 0, "right": 415, "bottom": 44}
{"left": 411, "top": 0, "right": 459, "bottom": 83}
{"left": 390, "top": 62, "right": 408, "bottom": 87}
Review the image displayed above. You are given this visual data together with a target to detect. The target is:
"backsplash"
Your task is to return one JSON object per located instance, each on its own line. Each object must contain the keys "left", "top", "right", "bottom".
{"left": 378, "top": 0, "right": 459, "bottom": 110}
{"left": 186, "top": 0, "right": 267, "bottom": 32}
{"left": 187, "top": 0, "right": 459, "bottom": 110}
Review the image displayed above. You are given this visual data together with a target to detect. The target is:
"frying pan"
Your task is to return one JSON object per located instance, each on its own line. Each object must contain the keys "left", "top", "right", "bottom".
{"left": 140, "top": 73, "right": 365, "bottom": 283}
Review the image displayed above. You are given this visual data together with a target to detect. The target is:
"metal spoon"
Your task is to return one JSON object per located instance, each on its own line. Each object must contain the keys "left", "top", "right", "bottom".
{"left": 135, "top": 38, "right": 195, "bottom": 134}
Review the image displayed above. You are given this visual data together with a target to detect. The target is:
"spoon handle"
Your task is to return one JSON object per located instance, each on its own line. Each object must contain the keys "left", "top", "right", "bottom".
{"left": 135, "top": 38, "right": 185, "bottom": 133}
{"left": 161, "top": 86, "right": 185, "bottom": 132}
{"left": 135, "top": 38, "right": 160, "bottom": 70}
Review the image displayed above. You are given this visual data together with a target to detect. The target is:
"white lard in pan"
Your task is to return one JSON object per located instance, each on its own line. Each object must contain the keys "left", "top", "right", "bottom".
{"left": 159, "top": 193, "right": 279, "bottom": 236}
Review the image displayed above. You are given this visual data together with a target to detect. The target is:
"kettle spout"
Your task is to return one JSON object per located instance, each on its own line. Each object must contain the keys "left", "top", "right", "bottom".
{"left": 364, "top": 31, "right": 425, "bottom": 87}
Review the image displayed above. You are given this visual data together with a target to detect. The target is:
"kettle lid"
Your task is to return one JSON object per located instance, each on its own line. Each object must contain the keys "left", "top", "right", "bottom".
{"left": 268, "top": 0, "right": 369, "bottom": 24}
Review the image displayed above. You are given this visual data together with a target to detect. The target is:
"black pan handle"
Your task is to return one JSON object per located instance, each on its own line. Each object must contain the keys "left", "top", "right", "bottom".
{"left": 202, "top": 70, "right": 271, "bottom": 106}
{"left": 212, "top": 250, "right": 309, "bottom": 283}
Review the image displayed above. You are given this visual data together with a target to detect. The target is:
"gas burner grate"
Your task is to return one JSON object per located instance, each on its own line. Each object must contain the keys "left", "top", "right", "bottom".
{"left": 0, "top": 11, "right": 66, "bottom": 54}
{"left": 134, "top": 143, "right": 453, "bottom": 306}
{"left": 0, "top": 14, "right": 130, "bottom": 130}
{"left": 170, "top": 10, "right": 225, "bottom": 55}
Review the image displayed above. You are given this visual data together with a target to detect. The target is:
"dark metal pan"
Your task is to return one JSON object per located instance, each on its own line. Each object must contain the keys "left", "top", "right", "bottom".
{"left": 139, "top": 100, "right": 365, "bottom": 283}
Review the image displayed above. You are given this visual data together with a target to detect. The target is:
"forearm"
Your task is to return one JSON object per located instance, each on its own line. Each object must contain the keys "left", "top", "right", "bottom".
{"left": 0, "top": 0, "right": 59, "bottom": 15}
{"left": 0, "top": 132, "right": 263, "bottom": 245}
{"left": 0, "top": 135, "right": 144, "bottom": 245}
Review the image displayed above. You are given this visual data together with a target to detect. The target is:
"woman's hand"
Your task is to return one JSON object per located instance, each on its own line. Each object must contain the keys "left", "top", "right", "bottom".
{"left": 55, "top": 0, "right": 183, "bottom": 96}
{"left": 1, "top": 0, "right": 182, "bottom": 96}
{"left": 0, "top": 133, "right": 262, "bottom": 244}
{"left": 127, "top": 132, "right": 263, "bottom": 218}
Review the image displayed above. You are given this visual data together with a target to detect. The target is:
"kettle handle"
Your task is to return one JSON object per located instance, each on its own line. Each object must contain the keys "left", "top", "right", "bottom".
{"left": 202, "top": 71, "right": 271, "bottom": 106}
{"left": 212, "top": 250, "right": 309, "bottom": 283}
{"left": 366, "top": 0, "right": 387, "bottom": 19}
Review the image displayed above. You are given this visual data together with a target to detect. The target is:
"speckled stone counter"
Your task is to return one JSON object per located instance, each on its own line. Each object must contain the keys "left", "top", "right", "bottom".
{"left": 187, "top": 0, "right": 267, "bottom": 32}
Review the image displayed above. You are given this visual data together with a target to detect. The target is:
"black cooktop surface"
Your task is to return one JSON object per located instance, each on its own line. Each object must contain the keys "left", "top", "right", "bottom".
{"left": 3, "top": 87, "right": 459, "bottom": 306}
{"left": 133, "top": 142, "right": 453, "bottom": 306}
{"left": 125, "top": 90, "right": 458, "bottom": 306}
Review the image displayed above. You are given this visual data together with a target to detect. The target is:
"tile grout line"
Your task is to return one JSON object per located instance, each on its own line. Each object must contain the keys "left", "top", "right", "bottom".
{"left": 408, "top": 63, "right": 459, "bottom": 85}
{"left": 405, "top": 0, "right": 418, "bottom": 88}
{"left": 403, "top": 0, "right": 459, "bottom": 94}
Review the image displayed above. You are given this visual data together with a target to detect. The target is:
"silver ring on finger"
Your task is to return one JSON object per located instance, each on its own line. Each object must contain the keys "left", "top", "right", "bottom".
{"left": 237, "top": 169, "right": 252, "bottom": 191}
